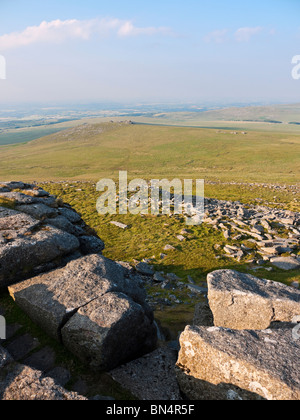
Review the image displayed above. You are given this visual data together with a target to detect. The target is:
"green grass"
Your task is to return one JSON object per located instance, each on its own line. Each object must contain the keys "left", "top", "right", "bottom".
{"left": 0, "top": 122, "right": 299, "bottom": 184}
{"left": 40, "top": 181, "right": 300, "bottom": 335}
{"left": 42, "top": 182, "right": 300, "bottom": 284}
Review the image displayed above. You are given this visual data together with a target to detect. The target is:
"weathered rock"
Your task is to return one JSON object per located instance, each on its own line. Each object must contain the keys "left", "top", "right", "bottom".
{"left": 135, "top": 262, "right": 154, "bottom": 276}
{"left": 0, "top": 191, "right": 56, "bottom": 206}
{"left": 270, "top": 257, "right": 300, "bottom": 271}
{"left": 79, "top": 235, "right": 105, "bottom": 255}
{"left": 153, "top": 272, "right": 166, "bottom": 283}
{"left": 0, "top": 225, "right": 80, "bottom": 288}
{"left": 0, "top": 364, "right": 86, "bottom": 400}
{"left": 61, "top": 292, "right": 157, "bottom": 371}
{"left": 207, "top": 270, "right": 300, "bottom": 330}
{"left": 57, "top": 207, "right": 82, "bottom": 223}
{"left": 44, "top": 216, "right": 78, "bottom": 235}
{"left": 176, "top": 326, "right": 300, "bottom": 400}
{"left": 0, "top": 206, "right": 40, "bottom": 235}
{"left": 15, "top": 203, "right": 58, "bottom": 220}
{"left": 109, "top": 347, "right": 182, "bottom": 400}
{"left": 110, "top": 221, "right": 128, "bottom": 230}
{"left": 8, "top": 254, "right": 146, "bottom": 341}
{"left": 164, "top": 244, "right": 176, "bottom": 251}
{"left": 0, "top": 181, "right": 32, "bottom": 190}
{"left": 193, "top": 301, "right": 214, "bottom": 327}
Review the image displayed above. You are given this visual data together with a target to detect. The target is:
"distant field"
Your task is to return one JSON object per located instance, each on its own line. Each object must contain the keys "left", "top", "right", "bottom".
{"left": 2, "top": 103, "right": 300, "bottom": 147}
{"left": 0, "top": 127, "right": 70, "bottom": 146}
{"left": 0, "top": 121, "right": 299, "bottom": 185}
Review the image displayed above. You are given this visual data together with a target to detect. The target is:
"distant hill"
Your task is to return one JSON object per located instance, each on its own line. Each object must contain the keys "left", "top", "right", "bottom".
{"left": 0, "top": 121, "right": 299, "bottom": 184}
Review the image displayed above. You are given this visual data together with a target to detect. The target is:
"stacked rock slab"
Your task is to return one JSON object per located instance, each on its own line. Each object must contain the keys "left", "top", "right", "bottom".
{"left": 0, "top": 182, "right": 156, "bottom": 375}
{"left": 9, "top": 254, "right": 157, "bottom": 370}
{"left": 176, "top": 269, "right": 300, "bottom": 400}
{"left": 0, "top": 182, "right": 105, "bottom": 288}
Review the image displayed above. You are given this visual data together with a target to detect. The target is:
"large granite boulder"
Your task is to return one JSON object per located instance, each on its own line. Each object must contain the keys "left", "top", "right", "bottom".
{"left": 0, "top": 182, "right": 106, "bottom": 288}
{"left": 1, "top": 183, "right": 156, "bottom": 373}
{"left": 8, "top": 254, "right": 149, "bottom": 340}
{"left": 207, "top": 270, "right": 300, "bottom": 330}
{"left": 176, "top": 325, "right": 300, "bottom": 400}
{"left": 61, "top": 292, "right": 157, "bottom": 371}
{"left": 0, "top": 215, "right": 80, "bottom": 288}
{"left": 9, "top": 254, "right": 157, "bottom": 370}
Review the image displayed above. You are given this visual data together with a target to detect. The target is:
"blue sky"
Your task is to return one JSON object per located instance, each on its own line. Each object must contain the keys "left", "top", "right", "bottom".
{"left": 0, "top": 0, "right": 300, "bottom": 104}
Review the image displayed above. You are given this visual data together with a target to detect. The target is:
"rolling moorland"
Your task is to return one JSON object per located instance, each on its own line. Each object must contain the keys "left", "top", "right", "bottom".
{"left": 0, "top": 105, "right": 299, "bottom": 398}
{"left": 2, "top": 103, "right": 300, "bottom": 147}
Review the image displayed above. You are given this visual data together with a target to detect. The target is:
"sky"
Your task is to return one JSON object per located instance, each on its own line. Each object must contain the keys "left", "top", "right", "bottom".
{"left": 0, "top": 0, "right": 300, "bottom": 105}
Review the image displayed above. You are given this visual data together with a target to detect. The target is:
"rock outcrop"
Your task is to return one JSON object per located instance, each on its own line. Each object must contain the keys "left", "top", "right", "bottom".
{"left": 176, "top": 326, "right": 300, "bottom": 400}
{"left": 207, "top": 269, "right": 300, "bottom": 330}
{"left": 176, "top": 269, "right": 300, "bottom": 400}
{"left": 0, "top": 182, "right": 156, "bottom": 378}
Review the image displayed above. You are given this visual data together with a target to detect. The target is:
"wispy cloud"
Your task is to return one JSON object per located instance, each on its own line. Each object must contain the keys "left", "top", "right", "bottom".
{"left": 204, "top": 29, "right": 228, "bottom": 44}
{"left": 234, "top": 27, "right": 263, "bottom": 42}
{"left": 0, "top": 18, "right": 172, "bottom": 50}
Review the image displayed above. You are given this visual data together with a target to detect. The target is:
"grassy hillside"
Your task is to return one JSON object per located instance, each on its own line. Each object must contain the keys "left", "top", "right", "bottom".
{"left": 0, "top": 121, "right": 299, "bottom": 184}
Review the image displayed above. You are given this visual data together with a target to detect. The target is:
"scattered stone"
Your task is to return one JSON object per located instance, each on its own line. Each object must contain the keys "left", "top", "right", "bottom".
{"left": 187, "top": 276, "right": 195, "bottom": 285}
{"left": 164, "top": 245, "right": 176, "bottom": 251}
{"left": 110, "top": 221, "right": 128, "bottom": 230}
{"left": 270, "top": 257, "right": 300, "bottom": 271}
{"left": 135, "top": 262, "right": 154, "bottom": 276}
{"left": 186, "top": 285, "right": 208, "bottom": 295}
{"left": 153, "top": 272, "right": 166, "bottom": 283}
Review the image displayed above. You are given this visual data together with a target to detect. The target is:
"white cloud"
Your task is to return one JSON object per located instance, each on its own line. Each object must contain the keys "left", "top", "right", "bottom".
{"left": 204, "top": 29, "right": 228, "bottom": 44}
{"left": 0, "top": 18, "right": 172, "bottom": 50}
{"left": 235, "top": 27, "right": 263, "bottom": 42}
{"left": 117, "top": 21, "right": 171, "bottom": 37}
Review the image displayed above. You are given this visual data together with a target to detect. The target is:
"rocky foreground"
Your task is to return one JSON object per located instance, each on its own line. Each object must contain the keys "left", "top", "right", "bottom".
{"left": 0, "top": 181, "right": 156, "bottom": 400}
{"left": 176, "top": 269, "right": 300, "bottom": 400}
{"left": 0, "top": 181, "right": 299, "bottom": 400}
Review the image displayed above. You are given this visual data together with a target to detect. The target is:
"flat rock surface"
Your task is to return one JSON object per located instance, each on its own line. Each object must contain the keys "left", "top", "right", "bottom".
{"left": 207, "top": 269, "right": 300, "bottom": 329}
{"left": 176, "top": 325, "right": 300, "bottom": 400}
{"left": 0, "top": 223, "right": 80, "bottom": 288}
{"left": 270, "top": 257, "right": 300, "bottom": 271}
{"left": 109, "top": 347, "right": 182, "bottom": 400}
{"left": 8, "top": 254, "right": 135, "bottom": 340}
